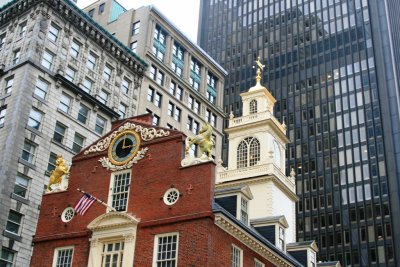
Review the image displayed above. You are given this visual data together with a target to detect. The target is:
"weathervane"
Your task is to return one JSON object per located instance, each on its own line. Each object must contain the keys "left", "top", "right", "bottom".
{"left": 254, "top": 56, "right": 265, "bottom": 84}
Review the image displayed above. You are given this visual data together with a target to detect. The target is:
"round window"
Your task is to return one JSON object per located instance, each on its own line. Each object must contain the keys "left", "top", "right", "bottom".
{"left": 163, "top": 188, "right": 180, "bottom": 206}
{"left": 61, "top": 207, "right": 75, "bottom": 223}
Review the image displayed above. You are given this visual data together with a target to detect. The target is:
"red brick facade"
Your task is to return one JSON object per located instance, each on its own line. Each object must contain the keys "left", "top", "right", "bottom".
{"left": 31, "top": 117, "right": 282, "bottom": 267}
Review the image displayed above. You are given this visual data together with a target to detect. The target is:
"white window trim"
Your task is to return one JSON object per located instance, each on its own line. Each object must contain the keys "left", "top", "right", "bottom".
{"left": 231, "top": 244, "right": 243, "bottom": 267}
{"left": 87, "top": 213, "right": 138, "bottom": 267}
{"left": 107, "top": 170, "right": 131, "bottom": 212}
{"left": 237, "top": 194, "right": 249, "bottom": 225}
{"left": 254, "top": 258, "right": 265, "bottom": 267}
{"left": 52, "top": 246, "right": 74, "bottom": 267}
{"left": 152, "top": 232, "right": 179, "bottom": 267}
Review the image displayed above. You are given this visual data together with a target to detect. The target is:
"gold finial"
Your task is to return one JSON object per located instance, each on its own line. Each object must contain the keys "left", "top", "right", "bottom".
{"left": 255, "top": 56, "right": 265, "bottom": 84}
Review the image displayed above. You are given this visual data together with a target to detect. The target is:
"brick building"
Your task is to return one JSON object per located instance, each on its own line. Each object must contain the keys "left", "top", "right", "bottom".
{"left": 30, "top": 67, "right": 341, "bottom": 266}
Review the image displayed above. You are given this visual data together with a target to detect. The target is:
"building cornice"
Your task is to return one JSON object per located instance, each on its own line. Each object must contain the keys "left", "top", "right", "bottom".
{"left": 214, "top": 213, "right": 298, "bottom": 267}
{"left": 226, "top": 113, "right": 289, "bottom": 143}
{"left": 216, "top": 174, "right": 299, "bottom": 202}
{"left": 0, "top": 0, "right": 147, "bottom": 81}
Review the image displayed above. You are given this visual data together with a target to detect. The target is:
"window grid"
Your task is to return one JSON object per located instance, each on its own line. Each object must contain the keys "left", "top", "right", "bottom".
{"left": 237, "top": 140, "right": 248, "bottom": 169}
{"left": 254, "top": 259, "right": 264, "bottom": 267}
{"left": 41, "top": 50, "right": 54, "bottom": 69}
{"left": 148, "top": 87, "right": 155, "bottom": 102}
{"left": 48, "top": 24, "right": 59, "bottom": 42}
{"left": 72, "top": 133, "right": 84, "bottom": 153}
{"left": 59, "top": 93, "right": 72, "bottom": 113}
{"left": 95, "top": 115, "right": 106, "bottom": 134}
{"left": 153, "top": 114, "right": 160, "bottom": 126}
{"left": 13, "top": 174, "right": 29, "bottom": 198}
{"left": 249, "top": 138, "right": 260, "bottom": 166}
{"left": 70, "top": 40, "right": 80, "bottom": 58}
{"left": 155, "top": 93, "right": 162, "bottom": 107}
{"left": 119, "top": 103, "right": 127, "bottom": 119}
{"left": 155, "top": 234, "right": 178, "bottom": 267}
{"left": 19, "top": 21, "right": 27, "bottom": 37}
{"left": 81, "top": 78, "right": 93, "bottom": 93}
{"left": 27, "top": 108, "right": 42, "bottom": 130}
{"left": 153, "top": 25, "right": 166, "bottom": 61}
{"left": 0, "top": 247, "right": 15, "bottom": 267}
{"left": 65, "top": 67, "right": 75, "bottom": 82}
{"left": 121, "top": 79, "right": 130, "bottom": 94}
{"left": 53, "top": 122, "right": 66, "bottom": 144}
{"left": 5, "top": 76, "right": 13, "bottom": 94}
{"left": 278, "top": 227, "right": 285, "bottom": 250}
{"left": 101, "top": 242, "right": 124, "bottom": 267}
{"left": 103, "top": 65, "right": 112, "bottom": 81}
{"left": 6, "top": 210, "right": 22, "bottom": 235}
{"left": 240, "top": 198, "right": 248, "bottom": 224}
{"left": 54, "top": 247, "right": 74, "bottom": 267}
{"left": 130, "top": 41, "right": 137, "bottom": 52}
{"left": 21, "top": 140, "right": 36, "bottom": 163}
{"left": 132, "top": 21, "right": 140, "bottom": 35}
{"left": 47, "top": 152, "right": 57, "bottom": 172}
{"left": 34, "top": 78, "right": 49, "bottom": 99}
{"left": 13, "top": 49, "right": 21, "bottom": 64}
{"left": 231, "top": 245, "right": 242, "bottom": 267}
{"left": 111, "top": 172, "right": 131, "bottom": 211}
{"left": 98, "top": 90, "right": 109, "bottom": 105}
{"left": 77, "top": 104, "right": 89, "bottom": 124}
{"left": 0, "top": 106, "right": 6, "bottom": 125}
{"left": 207, "top": 73, "right": 217, "bottom": 104}
{"left": 86, "top": 53, "right": 97, "bottom": 70}
{"left": 250, "top": 99, "right": 258, "bottom": 114}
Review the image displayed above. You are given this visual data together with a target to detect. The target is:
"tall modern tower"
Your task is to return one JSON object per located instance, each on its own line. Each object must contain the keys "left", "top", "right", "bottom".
{"left": 198, "top": 0, "right": 400, "bottom": 266}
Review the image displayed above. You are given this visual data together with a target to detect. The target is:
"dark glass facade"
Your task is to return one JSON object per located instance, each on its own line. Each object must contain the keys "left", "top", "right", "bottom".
{"left": 198, "top": 0, "right": 400, "bottom": 266}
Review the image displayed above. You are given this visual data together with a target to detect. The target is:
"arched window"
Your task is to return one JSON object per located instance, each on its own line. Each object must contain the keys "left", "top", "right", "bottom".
{"left": 249, "top": 139, "right": 260, "bottom": 166}
{"left": 237, "top": 137, "right": 260, "bottom": 168}
{"left": 237, "top": 141, "right": 248, "bottom": 169}
{"left": 249, "top": 99, "right": 258, "bottom": 114}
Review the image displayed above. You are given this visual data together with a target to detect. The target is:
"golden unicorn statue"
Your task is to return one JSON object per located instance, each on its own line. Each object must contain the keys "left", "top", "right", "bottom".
{"left": 185, "top": 123, "right": 215, "bottom": 159}
{"left": 46, "top": 155, "right": 70, "bottom": 192}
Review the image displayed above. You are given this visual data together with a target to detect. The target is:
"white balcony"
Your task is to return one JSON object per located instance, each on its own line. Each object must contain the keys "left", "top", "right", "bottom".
{"left": 217, "top": 162, "right": 295, "bottom": 192}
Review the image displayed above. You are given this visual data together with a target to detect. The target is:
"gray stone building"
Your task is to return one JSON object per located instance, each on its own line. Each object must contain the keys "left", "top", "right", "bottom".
{"left": 0, "top": 0, "right": 146, "bottom": 265}
{"left": 82, "top": 0, "right": 227, "bottom": 160}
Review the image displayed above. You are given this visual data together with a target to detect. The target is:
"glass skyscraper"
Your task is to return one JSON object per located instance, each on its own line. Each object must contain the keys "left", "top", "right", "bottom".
{"left": 198, "top": 0, "right": 400, "bottom": 266}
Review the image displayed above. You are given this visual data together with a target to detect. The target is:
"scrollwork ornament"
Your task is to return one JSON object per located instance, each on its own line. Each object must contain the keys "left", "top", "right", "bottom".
{"left": 84, "top": 123, "right": 169, "bottom": 155}
{"left": 99, "top": 148, "right": 149, "bottom": 171}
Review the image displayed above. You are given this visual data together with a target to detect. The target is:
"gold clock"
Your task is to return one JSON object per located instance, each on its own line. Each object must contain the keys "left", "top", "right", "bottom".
{"left": 108, "top": 130, "right": 141, "bottom": 166}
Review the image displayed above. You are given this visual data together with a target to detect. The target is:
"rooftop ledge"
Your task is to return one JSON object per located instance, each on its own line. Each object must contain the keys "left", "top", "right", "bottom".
{"left": 228, "top": 111, "right": 286, "bottom": 134}
{"left": 216, "top": 163, "right": 296, "bottom": 193}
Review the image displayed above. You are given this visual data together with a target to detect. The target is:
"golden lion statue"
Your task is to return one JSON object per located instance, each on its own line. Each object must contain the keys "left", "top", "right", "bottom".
{"left": 185, "top": 123, "right": 215, "bottom": 159}
{"left": 46, "top": 155, "right": 69, "bottom": 192}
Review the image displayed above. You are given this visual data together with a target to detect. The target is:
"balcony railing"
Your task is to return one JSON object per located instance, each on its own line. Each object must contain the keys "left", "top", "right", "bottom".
{"left": 229, "top": 111, "right": 285, "bottom": 133}
{"left": 217, "top": 163, "right": 295, "bottom": 192}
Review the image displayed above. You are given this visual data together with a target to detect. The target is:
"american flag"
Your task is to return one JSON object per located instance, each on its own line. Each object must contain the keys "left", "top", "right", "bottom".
{"left": 74, "top": 193, "right": 96, "bottom": 215}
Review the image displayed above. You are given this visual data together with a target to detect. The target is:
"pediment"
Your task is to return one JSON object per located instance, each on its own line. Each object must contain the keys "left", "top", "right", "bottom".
{"left": 87, "top": 212, "right": 139, "bottom": 231}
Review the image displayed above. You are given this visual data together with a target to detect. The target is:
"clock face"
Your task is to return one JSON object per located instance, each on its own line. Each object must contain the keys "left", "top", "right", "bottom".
{"left": 108, "top": 130, "right": 141, "bottom": 166}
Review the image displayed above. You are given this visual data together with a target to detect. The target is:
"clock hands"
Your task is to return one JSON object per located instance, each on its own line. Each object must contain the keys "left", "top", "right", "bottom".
{"left": 122, "top": 134, "right": 127, "bottom": 148}
{"left": 122, "top": 134, "right": 136, "bottom": 149}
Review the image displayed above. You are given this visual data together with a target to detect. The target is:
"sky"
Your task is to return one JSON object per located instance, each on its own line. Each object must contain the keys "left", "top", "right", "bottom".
{"left": 77, "top": 0, "right": 200, "bottom": 42}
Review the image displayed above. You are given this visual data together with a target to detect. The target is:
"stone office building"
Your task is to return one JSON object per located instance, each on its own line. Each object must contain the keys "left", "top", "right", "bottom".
{"left": 82, "top": 0, "right": 227, "bottom": 160}
{"left": 0, "top": 0, "right": 146, "bottom": 265}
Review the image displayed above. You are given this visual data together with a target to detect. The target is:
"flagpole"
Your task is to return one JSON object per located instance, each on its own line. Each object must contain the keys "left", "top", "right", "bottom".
{"left": 76, "top": 188, "right": 117, "bottom": 212}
